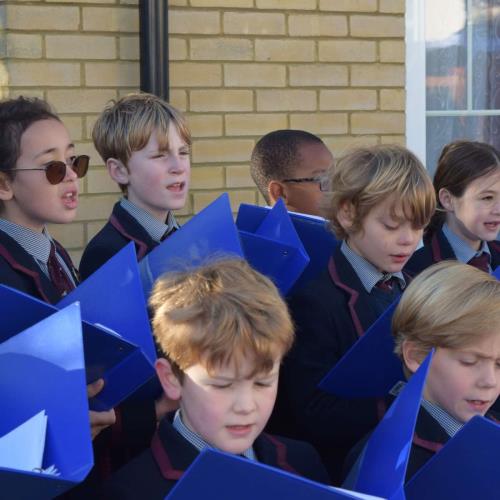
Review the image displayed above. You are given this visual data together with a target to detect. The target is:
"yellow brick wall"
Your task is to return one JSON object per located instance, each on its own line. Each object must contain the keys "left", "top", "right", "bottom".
{"left": 1, "top": 0, "right": 405, "bottom": 263}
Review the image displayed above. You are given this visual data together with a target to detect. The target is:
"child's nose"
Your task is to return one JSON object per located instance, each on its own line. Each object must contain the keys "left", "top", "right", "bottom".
{"left": 477, "top": 362, "right": 498, "bottom": 388}
{"left": 233, "top": 388, "right": 257, "bottom": 414}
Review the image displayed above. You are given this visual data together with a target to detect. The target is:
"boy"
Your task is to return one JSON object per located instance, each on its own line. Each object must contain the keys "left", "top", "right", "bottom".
{"left": 0, "top": 96, "right": 88, "bottom": 303}
{"left": 250, "top": 129, "right": 333, "bottom": 217}
{"left": 102, "top": 259, "right": 330, "bottom": 499}
{"left": 79, "top": 93, "right": 191, "bottom": 280}
{"left": 391, "top": 261, "right": 500, "bottom": 480}
{"left": 271, "top": 145, "right": 436, "bottom": 484}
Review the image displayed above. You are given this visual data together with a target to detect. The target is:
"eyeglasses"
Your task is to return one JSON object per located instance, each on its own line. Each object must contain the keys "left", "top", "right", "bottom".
{"left": 282, "top": 176, "right": 330, "bottom": 192}
{"left": 9, "top": 155, "right": 90, "bottom": 185}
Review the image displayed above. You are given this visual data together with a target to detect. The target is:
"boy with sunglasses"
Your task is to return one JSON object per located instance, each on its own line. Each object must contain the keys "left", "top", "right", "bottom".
{"left": 250, "top": 129, "right": 333, "bottom": 217}
{"left": 0, "top": 96, "right": 89, "bottom": 303}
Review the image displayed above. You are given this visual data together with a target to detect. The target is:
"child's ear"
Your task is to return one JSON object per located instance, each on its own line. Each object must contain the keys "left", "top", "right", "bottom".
{"left": 401, "top": 340, "right": 425, "bottom": 375}
{"left": 438, "top": 188, "right": 454, "bottom": 212}
{"left": 268, "top": 180, "right": 285, "bottom": 205}
{"left": 0, "top": 172, "right": 14, "bottom": 201}
{"left": 106, "top": 158, "right": 130, "bottom": 186}
{"left": 155, "top": 358, "right": 182, "bottom": 401}
{"left": 336, "top": 201, "right": 355, "bottom": 231}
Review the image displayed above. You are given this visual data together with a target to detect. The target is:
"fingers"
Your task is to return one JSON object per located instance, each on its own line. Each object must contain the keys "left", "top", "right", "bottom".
{"left": 89, "top": 408, "right": 116, "bottom": 440}
{"left": 87, "top": 378, "right": 105, "bottom": 399}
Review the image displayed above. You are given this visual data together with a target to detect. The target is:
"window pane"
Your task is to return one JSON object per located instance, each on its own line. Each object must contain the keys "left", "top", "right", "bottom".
{"left": 425, "top": 0, "right": 467, "bottom": 111}
{"left": 426, "top": 115, "right": 500, "bottom": 174}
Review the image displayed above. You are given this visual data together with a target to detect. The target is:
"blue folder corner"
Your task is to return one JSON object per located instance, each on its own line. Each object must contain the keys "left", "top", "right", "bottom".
{"left": 238, "top": 199, "right": 310, "bottom": 295}
{"left": 167, "top": 448, "right": 387, "bottom": 500}
{"left": 320, "top": 300, "right": 405, "bottom": 398}
{"left": 0, "top": 304, "right": 93, "bottom": 499}
{"left": 236, "top": 203, "right": 336, "bottom": 293}
{"left": 140, "top": 193, "right": 244, "bottom": 297}
{"left": 406, "top": 415, "right": 500, "bottom": 500}
{"left": 58, "top": 242, "right": 157, "bottom": 408}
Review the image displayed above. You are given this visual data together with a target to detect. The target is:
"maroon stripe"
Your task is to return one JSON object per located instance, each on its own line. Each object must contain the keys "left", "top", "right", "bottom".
{"left": 151, "top": 431, "right": 184, "bottom": 480}
{"left": 430, "top": 233, "right": 442, "bottom": 262}
{"left": 109, "top": 214, "right": 149, "bottom": 260}
{"left": 412, "top": 433, "right": 444, "bottom": 453}
{"left": 263, "top": 434, "right": 297, "bottom": 474}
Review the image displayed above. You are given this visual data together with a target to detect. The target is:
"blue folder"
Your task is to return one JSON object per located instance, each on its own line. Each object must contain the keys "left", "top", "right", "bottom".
{"left": 493, "top": 265, "right": 500, "bottom": 279}
{"left": 140, "top": 193, "right": 244, "bottom": 297}
{"left": 406, "top": 416, "right": 500, "bottom": 500}
{"left": 0, "top": 304, "right": 93, "bottom": 499}
{"left": 237, "top": 199, "right": 310, "bottom": 295}
{"left": 58, "top": 243, "right": 157, "bottom": 409}
{"left": 236, "top": 203, "right": 337, "bottom": 293}
{"left": 167, "top": 448, "right": 386, "bottom": 500}
{"left": 320, "top": 300, "right": 405, "bottom": 398}
{"left": 347, "top": 352, "right": 433, "bottom": 500}
{"left": 0, "top": 284, "right": 137, "bottom": 411}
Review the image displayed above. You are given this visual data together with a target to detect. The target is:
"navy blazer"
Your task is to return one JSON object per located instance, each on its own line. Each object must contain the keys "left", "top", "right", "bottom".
{"left": 271, "top": 245, "right": 400, "bottom": 484}
{"left": 0, "top": 229, "right": 78, "bottom": 304}
{"left": 101, "top": 413, "right": 330, "bottom": 499}
{"left": 79, "top": 202, "right": 159, "bottom": 280}
{"left": 405, "top": 228, "right": 500, "bottom": 277}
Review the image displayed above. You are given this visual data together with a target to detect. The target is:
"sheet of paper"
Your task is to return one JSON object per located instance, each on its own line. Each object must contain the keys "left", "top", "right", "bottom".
{"left": 0, "top": 410, "right": 47, "bottom": 472}
{"left": 330, "top": 486, "right": 386, "bottom": 500}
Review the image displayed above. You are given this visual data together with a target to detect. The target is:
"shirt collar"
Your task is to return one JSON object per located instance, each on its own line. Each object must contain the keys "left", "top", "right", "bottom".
{"left": 0, "top": 219, "right": 53, "bottom": 264}
{"left": 442, "top": 223, "right": 491, "bottom": 264}
{"left": 120, "top": 198, "right": 179, "bottom": 243}
{"left": 340, "top": 240, "right": 406, "bottom": 293}
{"left": 172, "top": 409, "right": 256, "bottom": 461}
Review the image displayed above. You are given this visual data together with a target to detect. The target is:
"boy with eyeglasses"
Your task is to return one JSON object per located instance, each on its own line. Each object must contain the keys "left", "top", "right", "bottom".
{"left": 250, "top": 129, "right": 333, "bottom": 217}
{"left": 0, "top": 96, "right": 89, "bottom": 303}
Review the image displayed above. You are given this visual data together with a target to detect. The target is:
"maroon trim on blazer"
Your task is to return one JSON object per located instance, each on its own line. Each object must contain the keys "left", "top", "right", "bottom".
{"left": 53, "top": 239, "right": 79, "bottom": 285}
{"left": 262, "top": 434, "right": 298, "bottom": 475}
{"left": 376, "top": 398, "right": 388, "bottom": 421}
{"left": 0, "top": 243, "right": 51, "bottom": 303}
{"left": 151, "top": 431, "right": 184, "bottom": 480}
{"left": 489, "top": 240, "right": 500, "bottom": 255}
{"left": 430, "top": 233, "right": 442, "bottom": 263}
{"left": 327, "top": 256, "right": 364, "bottom": 337}
{"left": 109, "top": 214, "right": 149, "bottom": 260}
{"left": 412, "top": 433, "right": 444, "bottom": 453}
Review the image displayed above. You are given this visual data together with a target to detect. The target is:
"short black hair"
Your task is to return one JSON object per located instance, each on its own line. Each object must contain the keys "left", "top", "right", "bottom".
{"left": 0, "top": 96, "right": 60, "bottom": 176}
{"left": 250, "top": 129, "right": 324, "bottom": 204}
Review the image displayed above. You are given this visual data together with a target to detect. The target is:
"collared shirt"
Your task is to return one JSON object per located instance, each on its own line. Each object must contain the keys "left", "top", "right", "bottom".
{"left": 120, "top": 198, "right": 179, "bottom": 243}
{"left": 340, "top": 241, "right": 406, "bottom": 293}
{"left": 390, "top": 381, "right": 463, "bottom": 438}
{"left": 442, "top": 223, "right": 491, "bottom": 270}
{"left": 0, "top": 219, "right": 75, "bottom": 285}
{"left": 172, "top": 409, "right": 256, "bottom": 461}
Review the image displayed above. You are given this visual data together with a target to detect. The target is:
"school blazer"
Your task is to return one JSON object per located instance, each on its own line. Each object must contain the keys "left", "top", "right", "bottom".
{"left": 101, "top": 413, "right": 330, "bottom": 499}
{"left": 79, "top": 202, "right": 159, "bottom": 280}
{"left": 405, "top": 228, "right": 500, "bottom": 277}
{"left": 0, "top": 229, "right": 78, "bottom": 304}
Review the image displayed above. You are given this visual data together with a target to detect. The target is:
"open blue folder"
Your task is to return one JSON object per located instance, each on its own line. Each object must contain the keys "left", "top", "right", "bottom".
{"left": 0, "top": 284, "right": 137, "bottom": 411}
{"left": 167, "top": 448, "right": 386, "bottom": 500}
{"left": 406, "top": 415, "right": 500, "bottom": 500}
{"left": 236, "top": 203, "right": 337, "bottom": 293}
{"left": 139, "top": 193, "right": 244, "bottom": 297}
{"left": 320, "top": 300, "right": 404, "bottom": 398}
{"left": 58, "top": 242, "right": 157, "bottom": 410}
{"left": 237, "top": 199, "right": 310, "bottom": 295}
{"left": 0, "top": 304, "right": 93, "bottom": 499}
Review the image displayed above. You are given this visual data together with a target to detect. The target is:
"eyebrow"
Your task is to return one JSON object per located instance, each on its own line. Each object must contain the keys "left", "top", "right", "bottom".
{"left": 34, "top": 144, "right": 75, "bottom": 159}
{"left": 459, "top": 350, "right": 499, "bottom": 361}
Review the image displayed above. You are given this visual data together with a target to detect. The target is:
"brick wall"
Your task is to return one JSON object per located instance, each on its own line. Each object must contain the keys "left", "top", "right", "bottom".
{"left": 0, "top": 0, "right": 405, "bottom": 263}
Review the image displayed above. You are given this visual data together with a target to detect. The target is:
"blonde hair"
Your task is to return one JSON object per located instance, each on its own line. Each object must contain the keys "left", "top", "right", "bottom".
{"left": 149, "top": 259, "right": 294, "bottom": 379}
{"left": 322, "top": 144, "right": 435, "bottom": 239}
{"left": 92, "top": 93, "right": 191, "bottom": 193}
{"left": 393, "top": 261, "right": 500, "bottom": 364}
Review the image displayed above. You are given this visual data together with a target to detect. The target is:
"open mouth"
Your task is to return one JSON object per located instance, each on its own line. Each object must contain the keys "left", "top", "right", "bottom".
{"left": 466, "top": 399, "right": 490, "bottom": 411}
{"left": 484, "top": 222, "right": 500, "bottom": 231}
{"left": 166, "top": 182, "right": 185, "bottom": 192}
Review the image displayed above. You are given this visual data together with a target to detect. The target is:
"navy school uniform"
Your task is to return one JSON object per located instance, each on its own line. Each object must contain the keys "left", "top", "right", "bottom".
{"left": 405, "top": 227, "right": 500, "bottom": 277}
{"left": 0, "top": 229, "right": 78, "bottom": 303}
{"left": 101, "top": 413, "right": 331, "bottom": 500}
{"left": 270, "top": 243, "right": 406, "bottom": 484}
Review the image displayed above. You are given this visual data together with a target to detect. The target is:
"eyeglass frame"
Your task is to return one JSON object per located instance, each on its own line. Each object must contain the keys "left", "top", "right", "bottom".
{"left": 5, "top": 155, "right": 90, "bottom": 185}
{"left": 281, "top": 175, "right": 330, "bottom": 192}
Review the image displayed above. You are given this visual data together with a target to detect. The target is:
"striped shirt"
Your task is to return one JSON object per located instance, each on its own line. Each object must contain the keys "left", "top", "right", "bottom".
{"left": 340, "top": 240, "right": 406, "bottom": 293}
{"left": 0, "top": 219, "right": 75, "bottom": 285}
{"left": 120, "top": 198, "right": 179, "bottom": 243}
{"left": 442, "top": 223, "right": 491, "bottom": 271}
{"left": 172, "top": 409, "right": 256, "bottom": 461}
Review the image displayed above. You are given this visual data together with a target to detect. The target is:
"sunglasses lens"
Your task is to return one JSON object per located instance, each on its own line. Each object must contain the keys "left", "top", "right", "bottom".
{"left": 45, "top": 162, "right": 67, "bottom": 185}
{"left": 72, "top": 155, "right": 89, "bottom": 179}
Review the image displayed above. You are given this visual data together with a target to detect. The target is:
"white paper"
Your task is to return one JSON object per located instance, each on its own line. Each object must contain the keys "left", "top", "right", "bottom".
{"left": 0, "top": 410, "right": 47, "bottom": 473}
{"left": 329, "top": 486, "right": 386, "bottom": 500}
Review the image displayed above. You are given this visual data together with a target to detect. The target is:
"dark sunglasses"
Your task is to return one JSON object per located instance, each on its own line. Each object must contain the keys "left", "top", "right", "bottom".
{"left": 282, "top": 175, "right": 330, "bottom": 192}
{"left": 10, "top": 155, "right": 90, "bottom": 185}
